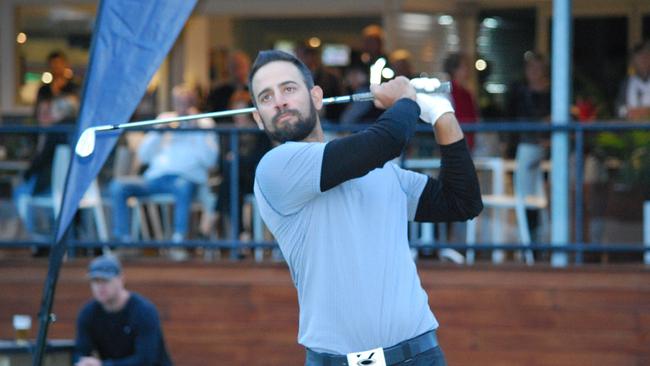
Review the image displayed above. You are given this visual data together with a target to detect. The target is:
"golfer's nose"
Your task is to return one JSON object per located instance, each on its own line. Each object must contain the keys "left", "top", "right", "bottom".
{"left": 274, "top": 92, "right": 289, "bottom": 110}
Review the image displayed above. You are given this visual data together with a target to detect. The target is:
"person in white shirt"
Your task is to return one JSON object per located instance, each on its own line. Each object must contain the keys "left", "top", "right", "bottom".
{"left": 109, "top": 85, "right": 219, "bottom": 245}
{"left": 617, "top": 41, "right": 650, "bottom": 120}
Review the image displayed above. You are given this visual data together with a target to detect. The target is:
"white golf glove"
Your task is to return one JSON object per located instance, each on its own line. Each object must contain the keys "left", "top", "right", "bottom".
{"left": 410, "top": 78, "right": 455, "bottom": 125}
{"left": 410, "top": 77, "right": 441, "bottom": 93}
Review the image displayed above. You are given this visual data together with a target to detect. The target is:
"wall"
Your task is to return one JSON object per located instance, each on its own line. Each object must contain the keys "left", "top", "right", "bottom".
{"left": 1, "top": 259, "right": 649, "bottom": 365}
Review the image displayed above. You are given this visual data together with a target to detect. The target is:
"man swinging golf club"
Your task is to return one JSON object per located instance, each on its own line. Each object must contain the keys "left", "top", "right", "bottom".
{"left": 250, "top": 50, "right": 483, "bottom": 366}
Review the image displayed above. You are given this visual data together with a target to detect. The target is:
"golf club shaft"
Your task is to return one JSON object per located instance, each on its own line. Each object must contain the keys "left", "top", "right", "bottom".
{"left": 92, "top": 81, "right": 451, "bottom": 132}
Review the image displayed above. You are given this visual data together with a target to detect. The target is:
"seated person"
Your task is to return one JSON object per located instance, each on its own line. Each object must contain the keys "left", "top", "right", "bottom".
{"left": 74, "top": 254, "right": 173, "bottom": 366}
{"left": 109, "top": 85, "right": 219, "bottom": 243}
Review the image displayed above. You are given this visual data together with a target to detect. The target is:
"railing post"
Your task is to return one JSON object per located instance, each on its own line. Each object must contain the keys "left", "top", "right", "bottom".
{"left": 229, "top": 131, "right": 240, "bottom": 260}
{"left": 643, "top": 201, "right": 650, "bottom": 265}
{"left": 550, "top": 0, "right": 572, "bottom": 267}
{"left": 574, "top": 126, "right": 584, "bottom": 264}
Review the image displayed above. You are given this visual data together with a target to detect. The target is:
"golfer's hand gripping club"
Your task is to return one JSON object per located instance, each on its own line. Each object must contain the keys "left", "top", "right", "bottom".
{"left": 410, "top": 78, "right": 455, "bottom": 126}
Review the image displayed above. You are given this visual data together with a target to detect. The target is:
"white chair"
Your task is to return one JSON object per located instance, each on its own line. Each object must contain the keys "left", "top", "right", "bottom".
{"left": 126, "top": 181, "right": 217, "bottom": 241}
{"left": 22, "top": 145, "right": 108, "bottom": 241}
{"left": 402, "top": 158, "right": 466, "bottom": 264}
{"left": 466, "top": 143, "right": 549, "bottom": 265}
{"left": 243, "top": 194, "right": 283, "bottom": 262}
{"left": 244, "top": 194, "right": 265, "bottom": 262}
{"left": 112, "top": 145, "right": 137, "bottom": 177}
{"left": 110, "top": 144, "right": 217, "bottom": 241}
{"left": 109, "top": 146, "right": 153, "bottom": 240}
{"left": 409, "top": 221, "right": 465, "bottom": 264}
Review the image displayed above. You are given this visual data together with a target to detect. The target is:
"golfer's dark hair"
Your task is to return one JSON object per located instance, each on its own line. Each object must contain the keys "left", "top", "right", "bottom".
{"left": 248, "top": 50, "right": 314, "bottom": 105}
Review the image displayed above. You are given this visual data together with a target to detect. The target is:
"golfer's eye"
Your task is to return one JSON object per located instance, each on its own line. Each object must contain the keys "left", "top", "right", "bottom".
{"left": 259, "top": 93, "right": 272, "bottom": 104}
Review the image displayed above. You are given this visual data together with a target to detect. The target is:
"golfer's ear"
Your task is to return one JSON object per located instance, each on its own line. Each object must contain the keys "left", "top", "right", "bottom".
{"left": 252, "top": 111, "right": 264, "bottom": 130}
{"left": 311, "top": 85, "right": 324, "bottom": 110}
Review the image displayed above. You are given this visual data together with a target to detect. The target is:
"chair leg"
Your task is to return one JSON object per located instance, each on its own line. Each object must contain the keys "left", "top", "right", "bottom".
{"left": 146, "top": 203, "right": 165, "bottom": 240}
{"left": 132, "top": 202, "right": 151, "bottom": 240}
{"left": 93, "top": 205, "right": 109, "bottom": 242}
{"left": 420, "top": 223, "right": 434, "bottom": 257}
{"left": 514, "top": 204, "right": 534, "bottom": 265}
{"left": 161, "top": 204, "right": 173, "bottom": 239}
{"left": 409, "top": 222, "right": 419, "bottom": 261}
{"left": 250, "top": 196, "right": 264, "bottom": 263}
{"left": 466, "top": 218, "right": 476, "bottom": 265}
{"left": 532, "top": 205, "right": 549, "bottom": 244}
{"left": 491, "top": 207, "right": 506, "bottom": 264}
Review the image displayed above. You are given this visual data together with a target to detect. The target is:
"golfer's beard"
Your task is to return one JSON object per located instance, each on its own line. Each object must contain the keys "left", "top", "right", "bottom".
{"left": 265, "top": 103, "right": 317, "bottom": 143}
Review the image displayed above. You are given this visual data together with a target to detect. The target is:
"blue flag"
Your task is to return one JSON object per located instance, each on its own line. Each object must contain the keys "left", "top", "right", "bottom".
{"left": 55, "top": 0, "right": 196, "bottom": 242}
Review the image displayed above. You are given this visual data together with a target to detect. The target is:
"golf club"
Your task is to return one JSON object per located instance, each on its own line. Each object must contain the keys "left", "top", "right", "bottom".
{"left": 75, "top": 79, "right": 450, "bottom": 157}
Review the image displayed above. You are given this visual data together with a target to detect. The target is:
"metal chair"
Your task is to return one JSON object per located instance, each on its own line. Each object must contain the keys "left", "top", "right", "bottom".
{"left": 466, "top": 143, "right": 549, "bottom": 265}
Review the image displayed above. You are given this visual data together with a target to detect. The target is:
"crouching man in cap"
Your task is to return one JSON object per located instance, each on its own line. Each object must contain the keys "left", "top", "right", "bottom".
{"left": 74, "top": 255, "right": 173, "bottom": 366}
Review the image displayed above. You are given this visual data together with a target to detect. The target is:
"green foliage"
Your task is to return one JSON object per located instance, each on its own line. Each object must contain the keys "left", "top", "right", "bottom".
{"left": 595, "top": 131, "right": 650, "bottom": 194}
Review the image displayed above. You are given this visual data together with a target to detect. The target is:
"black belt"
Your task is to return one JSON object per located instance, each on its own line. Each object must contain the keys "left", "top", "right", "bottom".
{"left": 305, "top": 330, "right": 438, "bottom": 366}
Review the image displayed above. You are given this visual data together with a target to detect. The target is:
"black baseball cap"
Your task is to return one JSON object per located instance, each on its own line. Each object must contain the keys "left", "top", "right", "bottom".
{"left": 87, "top": 255, "right": 122, "bottom": 280}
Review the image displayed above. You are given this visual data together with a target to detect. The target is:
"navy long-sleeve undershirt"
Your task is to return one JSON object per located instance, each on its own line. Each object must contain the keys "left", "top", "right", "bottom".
{"left": 320, "top": 98, "right": 482, "bottom": 222}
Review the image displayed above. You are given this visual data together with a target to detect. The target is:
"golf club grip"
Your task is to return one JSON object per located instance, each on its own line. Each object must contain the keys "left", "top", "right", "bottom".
{"left": 324, "top": 81, "right": 451, "bottom": 106}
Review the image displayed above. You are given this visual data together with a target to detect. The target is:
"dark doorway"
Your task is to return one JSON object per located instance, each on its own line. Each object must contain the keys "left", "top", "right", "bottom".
{"left": 573, "top": 17, "right": 628, "bottom": 117}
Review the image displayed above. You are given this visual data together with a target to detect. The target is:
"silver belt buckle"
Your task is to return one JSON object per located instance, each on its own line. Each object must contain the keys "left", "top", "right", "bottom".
{"left": 346, "top": 347, "right": 386, "bottom": 366}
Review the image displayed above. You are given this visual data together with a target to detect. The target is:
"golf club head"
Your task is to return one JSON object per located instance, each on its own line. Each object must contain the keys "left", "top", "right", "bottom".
{"left": 75, "top": 128, "right": 96, "bottom": 158}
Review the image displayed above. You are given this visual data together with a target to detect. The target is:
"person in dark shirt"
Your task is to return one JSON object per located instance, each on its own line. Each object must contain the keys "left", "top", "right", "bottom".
{"left": 12, "top": 51, "right": 79, "bottom": 245}
{"left": 74, "top": 255, "right": 172, "bottom": 366}
{"left": 215, "top": 90, "right": 271, "bottom": 240}
{"left": 205, "top": 50, "right": 251, "bottom": 117}
{"left": 340, "top": 25, "right": 392, "bottom": 125}
{"left": 506, "top": 51, "right": 551, "bottom": 150}
{"left": 296, "top": 43, "right": 344, "bottom": 122}
{"left": 27, "top": 50, "right": 80, "bottom": 193}
{"left": 34, "top": 50, "right": 79, "bottom": 122}
{"left": 506, "top": 51, "right": 551, "bottom": 242}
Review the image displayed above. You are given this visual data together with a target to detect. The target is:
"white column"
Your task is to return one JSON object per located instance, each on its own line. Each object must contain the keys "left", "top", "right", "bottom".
{"left": 627, "top": 3, "right": 642, "bottom": 51}
{"left": 381, "top": 0, "right": 401, "bottom": 53}
{"left": 168, "top": 33, "right": 185, "bottom": 96}
{"left": 209, "top": 16, "right": 234, "bottom": 50}
{"left": 183, "top": 16, "right": 211, "bottom": 93}
{"left": 536, "top": 2, "right": 551, "bottom": 57}
{"left": 156, "top": 58, "right": 170, "bottom": 114}
{"left": 456, "top": 2, "right": 479, "bottom": 94}
{"left": 0, "top": 1, "right": 16, "bottom": 114}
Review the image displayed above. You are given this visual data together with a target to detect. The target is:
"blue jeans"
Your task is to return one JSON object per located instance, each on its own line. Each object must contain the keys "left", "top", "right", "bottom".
{"left": 12, "top": 176, "right": 40, "bottom": 233}
{"left": 110, "top": 175, "right": 196, "bottom": 240}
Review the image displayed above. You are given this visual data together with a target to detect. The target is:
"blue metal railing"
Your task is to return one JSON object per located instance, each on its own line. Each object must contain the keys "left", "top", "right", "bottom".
{"left": 1, "top": 119, "right": 650, "bottom": 263}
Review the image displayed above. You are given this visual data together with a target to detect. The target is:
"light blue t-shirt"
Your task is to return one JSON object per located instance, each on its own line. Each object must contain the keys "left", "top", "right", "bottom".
{"left": 138, "top": 115, "right": 219, "bottom": 184}
{"left": 254, "top": 141, "right": 438, "bottom": 355}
